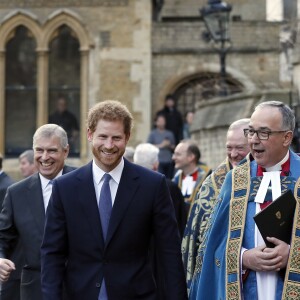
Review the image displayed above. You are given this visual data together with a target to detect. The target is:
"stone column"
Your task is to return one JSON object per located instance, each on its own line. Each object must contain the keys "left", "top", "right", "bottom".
{"left": 80, "top": 49, "right": 89, "bottom": 160}
{"left": 0, "top": 51, "right": 5, "bottom": 155}
{"left": 37, "top": 50, "right": 49, "bottom": 127}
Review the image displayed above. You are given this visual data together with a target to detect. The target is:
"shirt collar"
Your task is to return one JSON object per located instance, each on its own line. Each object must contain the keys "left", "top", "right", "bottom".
{"left": 92, "top": 158, "right": 124, "bottom": 185}
{"left": 39, "top": 170, "right": 63, "bottom": 190}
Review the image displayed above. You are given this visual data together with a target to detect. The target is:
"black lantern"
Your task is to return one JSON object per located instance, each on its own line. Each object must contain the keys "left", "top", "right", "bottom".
{"left": 200, "top": 0, "right": 232, "bottom": 95}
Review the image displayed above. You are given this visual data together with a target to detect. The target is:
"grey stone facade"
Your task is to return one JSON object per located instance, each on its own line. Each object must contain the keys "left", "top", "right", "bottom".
{"left": 0, "top": 0, "right": 128, "bottom": 8}
{"left": 1, "top": 0, "right": 297, "bottom": 176}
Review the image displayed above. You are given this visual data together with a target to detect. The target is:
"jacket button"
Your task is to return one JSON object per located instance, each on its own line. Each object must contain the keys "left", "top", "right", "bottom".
{"left": 96, "top": 282, "right": 101, "bottom": 288}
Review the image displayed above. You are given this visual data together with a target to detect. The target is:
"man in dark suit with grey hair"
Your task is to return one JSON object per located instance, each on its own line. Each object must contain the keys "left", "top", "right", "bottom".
{"left": 0, "top": 124, "right": 75, "bottom": 300}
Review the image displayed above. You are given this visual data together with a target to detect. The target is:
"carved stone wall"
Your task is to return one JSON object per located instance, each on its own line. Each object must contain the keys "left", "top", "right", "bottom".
{"left": 161, "top": 0, "right": 265, "bottom": 21}
{"left": 0, "top": 0, "right": 295, "bottom": 179}
{"left": 0, "top": 0, "right": 152, "bottom": 178}
{"left": 152, "top": 20, "right": 282, "bottom": 117}
{"left": 0, "top": 0, "right": 128, "bottom": 8}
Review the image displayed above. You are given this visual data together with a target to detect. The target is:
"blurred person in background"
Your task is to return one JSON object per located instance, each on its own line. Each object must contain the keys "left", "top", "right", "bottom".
{"left": 148, "top": 114, "right": 176, "bottom": 179}
{"left": 49, "top": 96, "right": 79, "bottom": 154}
{"left": 133, "top": 143, "right": 187, "bottom": 300}
{"left": 183, "top": 111, "right": 194, "bottom": 139}
{"left": 133, "top": 143, "right": 187, "bottom": 237}
{"left": 19, "top": 150, "right": 37, "bottom": 178}
{"left": 172, "top": 139, "right": 211, "bottom": 216}
{"left": 156, "top": 94, "right": 183, "bottom": 145}
{"left": 124, "top": 146, "right": 135, "bottom": 163}
{"left": 0, "top": 154, "right": 14, "bottom": 206}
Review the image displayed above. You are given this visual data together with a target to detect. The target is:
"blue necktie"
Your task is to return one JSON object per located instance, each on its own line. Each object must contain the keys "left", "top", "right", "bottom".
{"left": 98, "top": 174, "right": 112, "bottom": 300}
{"left": 99, "top": 173, "right": 112, "bottom": 241}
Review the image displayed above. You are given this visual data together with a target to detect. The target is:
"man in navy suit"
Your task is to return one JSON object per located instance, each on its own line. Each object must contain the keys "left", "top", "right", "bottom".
{"left": 41, "top": 100, "right": 187, "bottom": 300}
{"left": 0, "top": 124, "right": 74, "bottom": 300}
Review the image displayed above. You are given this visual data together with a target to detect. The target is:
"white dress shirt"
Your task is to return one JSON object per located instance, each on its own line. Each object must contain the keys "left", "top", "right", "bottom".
{"left": 39, "top": 170, "right": 63, "bottom": 211}
{"left": 92, "top": 158, "right": 124, "bottom": 207}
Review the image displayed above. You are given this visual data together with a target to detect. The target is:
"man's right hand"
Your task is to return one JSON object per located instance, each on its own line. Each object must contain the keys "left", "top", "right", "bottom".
{"left": 242, "top": 245, "right": 282, "bottom": 272}
{"left": 0, "top": 258, "right": 15, "bottom": 282}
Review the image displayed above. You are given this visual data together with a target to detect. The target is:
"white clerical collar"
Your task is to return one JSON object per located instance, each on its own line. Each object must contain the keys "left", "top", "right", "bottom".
{"left": 254, "top": 151, "right": 289, "bottom": 204}
{"left": 265, "top": 151, "right": 289, "bottom": 172}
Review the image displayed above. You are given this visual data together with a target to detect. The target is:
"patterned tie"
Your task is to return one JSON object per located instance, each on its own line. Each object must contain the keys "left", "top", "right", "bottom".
{"left": 98, "top": 174, "right": 112, "bottom": 300}
{"left": 99, "top": 173, "right": 112, "bottom": 241}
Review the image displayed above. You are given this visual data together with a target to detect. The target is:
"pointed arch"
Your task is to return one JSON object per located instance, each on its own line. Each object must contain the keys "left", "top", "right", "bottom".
{"left": 41, "top": 10, "right": 93, "bottom": 159}
{"left": 0, "top": 12, "right": 42, "bottom": 155}
{"left": 42, "top": 9, "right": 92, "bottom": 51}
{"left": 0, "top": 11, "right": 42, "bottom": 51}
{"left": 0, "top": 9, "right": 93, "bottom": 158}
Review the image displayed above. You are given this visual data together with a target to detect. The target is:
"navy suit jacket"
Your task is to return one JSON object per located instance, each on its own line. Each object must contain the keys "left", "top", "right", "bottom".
{"left": 41, "top": 159, "right": 187, "bottom": 300}
{"left": 0, "top": 166, "right": 75, "bottom": 300}
{"left": 0, "top": 172, "right": 14, "bottom": 207}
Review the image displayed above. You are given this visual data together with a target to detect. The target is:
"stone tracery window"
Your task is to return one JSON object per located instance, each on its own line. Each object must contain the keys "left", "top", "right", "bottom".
{"left": 5, "top": 25, "right": 37, "bottom": 156}
{"left": 48, "top": 25, "right": 81, "bottom": 156}
{"left": 0, "top": 11, "right": 90, "bottom": 159}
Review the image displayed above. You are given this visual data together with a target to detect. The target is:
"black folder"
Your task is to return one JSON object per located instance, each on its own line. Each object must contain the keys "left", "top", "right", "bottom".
{"left": 253, "top": 190, "right": 297, "bottom": 248}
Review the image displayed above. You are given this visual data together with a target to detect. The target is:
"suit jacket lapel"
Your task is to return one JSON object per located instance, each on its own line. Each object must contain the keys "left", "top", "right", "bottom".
{"left": 106, "top": 160, "right": 139, "bottom": 246}
{"left": 76, "top": 162, "right": 105, "bottom": 249}
{"left": 26, "top": 166, "right": 75, "bottom": 236}
{"left": 26, "top": 173, "right": 45, "bottom": 234}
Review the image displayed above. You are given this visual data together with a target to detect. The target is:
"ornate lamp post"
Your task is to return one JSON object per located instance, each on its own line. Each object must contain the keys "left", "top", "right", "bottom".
{"left": 200, "top": 0, "right": 232, "bottom": 95}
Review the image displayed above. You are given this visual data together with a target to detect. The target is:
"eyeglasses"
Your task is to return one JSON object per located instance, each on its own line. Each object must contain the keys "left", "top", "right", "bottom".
{"left": 243, "top": 128, "right": 288, "bottom": 140}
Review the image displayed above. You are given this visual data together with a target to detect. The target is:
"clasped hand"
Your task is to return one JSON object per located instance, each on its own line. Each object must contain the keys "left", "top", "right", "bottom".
{"left": 0, "top": 258, "right": 15, "bottom": 282}
{"left": 242, "top": 237, "right": 289, "bottom": 272}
